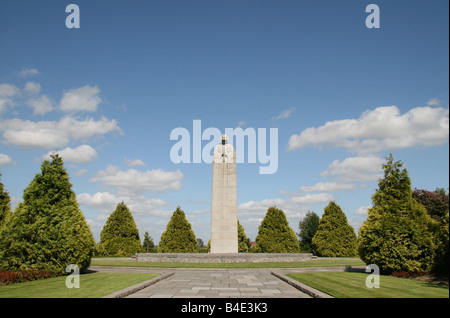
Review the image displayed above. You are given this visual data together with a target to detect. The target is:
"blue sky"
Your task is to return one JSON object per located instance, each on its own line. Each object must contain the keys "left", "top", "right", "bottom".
{"left": 0, "top": 0, "right": 448, "bottom": 244}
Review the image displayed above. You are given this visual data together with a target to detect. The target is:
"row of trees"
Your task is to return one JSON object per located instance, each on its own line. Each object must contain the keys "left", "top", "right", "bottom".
{"left": 0, "top": 154, "right": 448, "bottom": 276}
{"left": 297, "top": 155, "right": 449, "bottom": 275}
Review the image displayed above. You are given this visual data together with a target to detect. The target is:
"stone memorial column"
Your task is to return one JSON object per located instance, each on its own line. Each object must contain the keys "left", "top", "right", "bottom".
{"left": 210, "top": 134, "right": 238, "bottom": 253}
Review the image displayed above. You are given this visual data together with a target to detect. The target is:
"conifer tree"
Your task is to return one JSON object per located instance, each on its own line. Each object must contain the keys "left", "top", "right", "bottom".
{"left": 0, "top": 172, "right": 12, "bottom": 231}
{"left": 0, "top": 155, "right": 94, "bottom": 273}
{"left": 158, "top": 206, "right": 197, "bottom": 253}
{"left": 97, "top": 201, "right": 141, "bottom": 256}
{"left": 255, "top": 206, "right": 300, "bottom": 253}
{"left": 238, "top": 221, "right": 249, "bottom": 253}
{"left": 358, "top": 154, "right": 435, "bottom": 274}
{"left": 312, "top": 202, "right": 357, "bottom": 257}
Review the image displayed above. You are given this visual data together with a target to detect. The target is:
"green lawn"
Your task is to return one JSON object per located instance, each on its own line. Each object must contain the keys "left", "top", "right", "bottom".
{"left": 0, "top": 272, "right": 159, "bottom": 298}
{"left": 287, "top": 272, "right": 449, "bottom": 298}
{"left": 90, "top": 257, "right": 365, "bottom": 268}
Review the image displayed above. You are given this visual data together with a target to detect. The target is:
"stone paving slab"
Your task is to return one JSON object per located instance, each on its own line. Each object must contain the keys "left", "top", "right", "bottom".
{"left": 123, "top": 269, "right": 311, "bottom": 298}
{"left": 93, "top": 266, "right": 365, "bottom": 299}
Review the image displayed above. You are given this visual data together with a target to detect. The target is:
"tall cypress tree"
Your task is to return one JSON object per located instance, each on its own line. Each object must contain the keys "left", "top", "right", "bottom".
{"left": 0, "top": 155, "right": 95, "bottom": 273}
{"left": 238, "top": 221, "right": 249, "bottom": 253}
{"left": 158, "top": 206, "right": 197, "bottom": 253}
{"left": 312, "top": 202, "right": 357, "bottom": 257}
{"left": 255, "top": 206, "right": 300, "bottom": 253}
{"left": 358, "top": 154, "right": 435, "bottom": 274}
{"left": 97, "top": 201, "right": 141, "bottom": 256}
{"left": 0, "top": 172, "right": 12, "bottom": 231}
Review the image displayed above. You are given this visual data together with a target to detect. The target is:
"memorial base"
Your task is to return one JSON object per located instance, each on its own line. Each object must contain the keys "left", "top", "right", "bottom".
{"left": 134, "top": 253, "right": 315, "bottom": 263}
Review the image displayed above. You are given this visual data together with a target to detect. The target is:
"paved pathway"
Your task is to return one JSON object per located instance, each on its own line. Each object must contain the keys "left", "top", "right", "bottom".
{"left": 90, "top": 267, "right": 312, "bottom": 298}
{"left": 126, "top": 269, "right": 311, "bottom": 298}
{"left": 90, "top": 265, "right": 365, "bottom": 298}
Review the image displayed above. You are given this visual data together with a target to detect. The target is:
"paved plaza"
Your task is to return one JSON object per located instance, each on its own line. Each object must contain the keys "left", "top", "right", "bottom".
{"left": 125, "top": 269, "right": 310, "bottom": 298}
{"left": 91, "top": 266, "right": 364, "bottom": 298}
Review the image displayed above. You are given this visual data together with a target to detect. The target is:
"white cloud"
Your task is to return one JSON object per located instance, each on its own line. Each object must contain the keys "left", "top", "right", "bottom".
{"left": 78, "top": 191, "right": 171, "bottom": 217}
{"left": 17, "top": 68, "right": 40, "bottom": 77}
{"left": 238, "top": 193, "right": 333, "bottom": 219}
{"left": 126, "top": 197, "right": 172, "bottom": 218}
{"left": 0, "top": 116, "right": 122, "bottom": 149}
{"left": 78, "top": 192, "right": 119, "bottom": 214}
{"left": 43, "top": 145, "right": 98, "bottom": 163}
{"left": 125, "top": 157, "right": 146, "bottom": 167}
{"left": 0, "top": 84, "right": 20, "bottom": 114}
{"left": 299, "top": 182, "right": 361, "bottom": 192}
{"left": 26, "top": 95, "right": 53, "bottom": 115}
{"left": 59, "top": 85, "right": 101, "bottom": 113}
{"left": 89, "top": 165, "right": 183, "bottom": 195}
{"left": 237, "top": 120, "right": 246, "bottom": 127}
{"left": 287, "top": 105, "right": 449, "bottom": 153}
{"left": 238, "top": 198, "right": 287, "bottom": 217}
{"left": 272, "top": 107, "right": 295, "bottom": 121}
{"left": 23, "top": 82, "right": 53, "bottom": 115}
{"left": 355, "top": 205, "right": 371, "bottom": 215}
{"left": 427, "top": 98, "right": 441, "bottom": 106}
{"left": 0, "top": 84, "right": 20, "bottom": 97}
{"left": 1, "top": 118, "right": 69, "bottom": 149}
{"left": 291, "top": 193, "right": 335, "bottom": 204}
{"left": 74, "top": 168, "right": 88, "bottom": 176}
{"left": 57, "top": 116, "right": 123, "bottom": 141}
{"left": 0, "top": 153, "right": 16, "bottom": 166}
{"left": 24, "top": 82, "right": 41, "bottom": 95}
{"left": 320, "top": 156, "right": 384, "bottom": 182}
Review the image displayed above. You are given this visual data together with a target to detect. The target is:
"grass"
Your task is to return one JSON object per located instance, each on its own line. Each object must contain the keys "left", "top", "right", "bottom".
{"left": 287, "top": 272, "right": 449, "bottom": 298}
{"left": 0, "top": 272, "right": 159, "bottom": 298}
{"left": 90, "top": 257, "right": 365, "bottom": 268}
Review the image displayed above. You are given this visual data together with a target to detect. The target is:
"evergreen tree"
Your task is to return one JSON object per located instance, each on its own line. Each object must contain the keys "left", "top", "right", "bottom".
{"left": 358, "top": 154, "right": 435, "bottom": 274}
{"left": 238, "top": 221, "right": 250, "bottom": 253}
{"left": 0, "top": 172, "right": 12, "bottom": 231}
{"left": 97, "top": 201, "right": 141, "bottom": 257}
{"left": 312, "top": 202, "right": 357, "bottom": 257}
{"left": 142, "top": 231, "right": 155, "bottom": 253}
{"left": 255, "top": 206, "right": 300, "bottom": 253}
{"left": 0, "top": 155, "right": 94, "bottom": 273}
{"left": 298, "top": 211, "right": 319, "bottom": 252}
{"left": 432, "top": 211, "right": 449, "bottom": 275}
{"left": 158, "top": 206, "right": 197, "bottom": 253}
